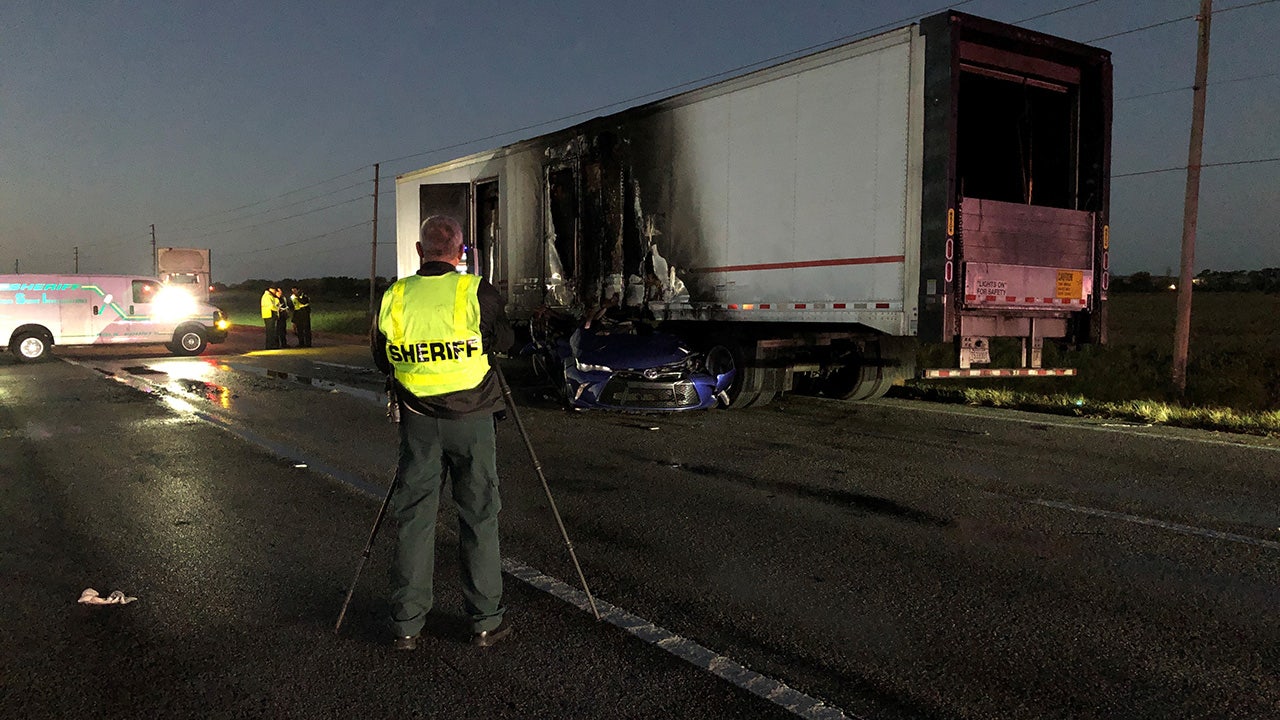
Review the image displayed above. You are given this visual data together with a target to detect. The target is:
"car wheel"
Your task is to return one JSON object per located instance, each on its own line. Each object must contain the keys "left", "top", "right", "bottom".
{"left": 171, "top": 327, "right": 208, "bottom": 356}
{"left": 705, "top": 345, "right": 736, "bottom": 408}
{"left": 11, "top": 330, "right": 51, "bottom": 363}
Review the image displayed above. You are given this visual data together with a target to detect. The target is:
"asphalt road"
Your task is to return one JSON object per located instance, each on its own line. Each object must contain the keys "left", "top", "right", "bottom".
{"left": 2, "top": 328, "right": 1278, "bottom": 719}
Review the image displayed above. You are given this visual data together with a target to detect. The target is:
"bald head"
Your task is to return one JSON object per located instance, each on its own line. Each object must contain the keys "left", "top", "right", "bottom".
{"left": 417, "top": 215, "right": 464, "bottom": 264}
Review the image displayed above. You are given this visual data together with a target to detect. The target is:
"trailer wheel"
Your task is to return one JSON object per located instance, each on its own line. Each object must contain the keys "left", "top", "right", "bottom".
{"left": 721, "top": 343, "right": 765, "bottom": 409}
{"left": 11, "top": 330, "right": 51, "bottom": 363}
{"left": 170, "top": 326, "right": 208, "bottom": 356}
{"left": 826, "top": 362, "right": 892, "bottom": 401}
{"left": 824, "top": 341, "right": 915, "bottom": 401}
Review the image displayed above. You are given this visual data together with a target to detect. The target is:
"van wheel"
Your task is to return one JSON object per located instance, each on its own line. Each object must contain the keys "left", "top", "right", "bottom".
{"left": 171, "top": 327, "right": 208, "bottom": 356}
{"left": 11, "top": 331, "right": 51, "bottom": 363}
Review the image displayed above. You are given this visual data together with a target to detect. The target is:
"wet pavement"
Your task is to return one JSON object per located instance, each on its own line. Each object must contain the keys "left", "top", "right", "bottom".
{"left": 3, "top": 333, "right": 1279, "bottom": 719}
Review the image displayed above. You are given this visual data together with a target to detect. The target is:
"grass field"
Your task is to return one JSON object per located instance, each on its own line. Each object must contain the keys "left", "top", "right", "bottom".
{"left": 914, "top": 291, "right": 1280, "bottom": 413}
{"left": 214, "top": 289, "right": 374, "bottom": 336}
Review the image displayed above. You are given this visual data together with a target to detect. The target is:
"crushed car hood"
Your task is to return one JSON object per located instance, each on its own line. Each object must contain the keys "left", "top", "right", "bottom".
{"left": 569, "top": 329, "right": 690, "bottom": 369}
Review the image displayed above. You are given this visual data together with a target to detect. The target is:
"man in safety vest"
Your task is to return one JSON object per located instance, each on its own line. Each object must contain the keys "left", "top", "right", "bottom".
{"left": 289, "top": 286, "right": 311, "bottom": 348}
{"left": 372, "top": 214, "right": 515, "bottom": 651}
{"left": 260, "top": 287, "right": 279, "bottom": 349}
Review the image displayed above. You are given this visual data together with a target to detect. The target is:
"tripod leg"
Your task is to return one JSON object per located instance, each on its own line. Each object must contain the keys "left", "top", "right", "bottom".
{"left": 492, "top": 360, "right": 601, "bottom": 620}
{"left": 334, "top": 470, "right": 399, "bottom": 634}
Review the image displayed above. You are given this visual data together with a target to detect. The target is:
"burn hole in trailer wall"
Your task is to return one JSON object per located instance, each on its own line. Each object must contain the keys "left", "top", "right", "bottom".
{"left": 546, "top": 166, "right": 580, "bottom": 287}
{"left": 474, "top": 179, "right": 499, "bottom": 279}
{"left": 956, "top": 68, "right": 1078, "bottom": 210}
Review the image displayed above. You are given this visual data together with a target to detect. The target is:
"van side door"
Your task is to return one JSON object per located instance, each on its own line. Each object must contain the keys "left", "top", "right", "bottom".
{"left": 122, "top": 279, "right": 171, "bottom": 343}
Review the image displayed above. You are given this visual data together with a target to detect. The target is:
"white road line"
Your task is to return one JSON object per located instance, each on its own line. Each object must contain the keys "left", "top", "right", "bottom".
{"left": 503, "top": 559, "right": 861, "bottom": 720}
{"left": 868, "top": 399, "right": 1280, "bottom": 453}
{"left": 70, "top": 357, "right": 862, "bottom": 720}
{"left": 1030, "top": 498, "right": 1280, "bottom": 551}
{"left": 313, "top": 361, "right": 376, "bottom": 372}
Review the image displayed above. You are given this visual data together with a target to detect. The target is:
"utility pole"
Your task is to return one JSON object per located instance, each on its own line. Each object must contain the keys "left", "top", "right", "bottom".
{"left": 1171, "top": 0, "right": 1212, "bottom": 395}
{"left": 368, "top": 163, "right": 380, "bottom": 319}
{"left": 13, "top": 260, "right": 18, "bottom": 274}
{"left": 74, "top": 246, "right": 79, "bottom": 273}
{"left": 150, "top": 224, "right": 158, "bottom": 276}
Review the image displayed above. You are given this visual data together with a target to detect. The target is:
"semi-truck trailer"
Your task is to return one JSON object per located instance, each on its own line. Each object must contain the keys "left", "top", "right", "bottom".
{"left": 157, "top": 247, "right": 212, "bottom": 303}
{"left": 394, "top": 11, "right": 1112, "bottom": 405}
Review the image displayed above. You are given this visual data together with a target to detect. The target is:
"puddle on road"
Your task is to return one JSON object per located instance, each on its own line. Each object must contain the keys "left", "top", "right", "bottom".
{"left": 229, "top": 363, "right": 382, "bottom": 404}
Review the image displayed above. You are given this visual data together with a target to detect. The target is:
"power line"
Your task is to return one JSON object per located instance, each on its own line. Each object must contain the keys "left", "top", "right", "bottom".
{"left": 162, "top": 166, "right": 371, "bottom": 229}
{"left": 1087, "top": 0, "right": 1279, "bottom": 42}
{"left": 1117, "top": 71, "right": 1280, "bottom": 101}
{"left": 221, "top": 220, "right": 371, "bottom": 257}
{"left": 165, "top": 179, "right": 370, "bottom": 236}
{"left": 1113, "top": 157, "right": 1280, "bottom": 178}
{"left": 1088, "top": 14, "right": 1196, "bottom": 42}
{"left": 1216, "top": 0, "right": 1280, "bottom": 13}
{"left": 176, "top": 194, "right": 369, "bottom": 243}
{"left": 376, "top": 0, "right": 979, "bottom": 170}
{"left": 1013, "top": 0, "right": 1105, "bottom": 24}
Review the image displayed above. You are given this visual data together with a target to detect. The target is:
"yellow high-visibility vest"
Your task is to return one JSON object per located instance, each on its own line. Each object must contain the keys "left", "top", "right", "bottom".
{"left": 379, "top": 273, "right": 488, "bottom": 396}
{"left": 260, "top": 291, "right": 275, "bottom": 319}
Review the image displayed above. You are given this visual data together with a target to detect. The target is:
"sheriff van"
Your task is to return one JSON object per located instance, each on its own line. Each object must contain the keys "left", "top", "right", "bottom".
{"left": 0, "top": 274, "right": 230, "bottom": 362}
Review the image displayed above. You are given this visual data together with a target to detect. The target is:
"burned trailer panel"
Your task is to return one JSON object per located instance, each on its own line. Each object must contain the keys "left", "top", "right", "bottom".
{"left": 394, "top": 10, "right": 1112, "bottom": 404}
{"left": 621, "top": 27, "right": 922, "bottom": 338}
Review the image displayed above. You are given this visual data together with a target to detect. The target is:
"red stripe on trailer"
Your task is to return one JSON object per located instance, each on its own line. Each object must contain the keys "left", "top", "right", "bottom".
{"left": 688, "top": 254, "right": 906, "bottom": 274}
{"left": 794, "top": 303, "right": 806, "bottom": 309}
{"left": 875, "top": 302, "right": 890, "bottom": 309}
{"left": 833, "top": 303, "right": 846, "bottom": 309}
{"left": 760, "top": 303, "right": 770, "bottom": 309}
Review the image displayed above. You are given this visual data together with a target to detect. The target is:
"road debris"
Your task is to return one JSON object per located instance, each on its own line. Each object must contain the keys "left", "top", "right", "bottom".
{"left": 78, "top": 588, "right": 137, "bottom": 605}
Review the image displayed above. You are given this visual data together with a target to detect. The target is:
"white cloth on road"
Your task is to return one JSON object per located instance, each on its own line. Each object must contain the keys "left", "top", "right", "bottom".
{"left": 78, "top": 588, "right": 138, "bottom": 605}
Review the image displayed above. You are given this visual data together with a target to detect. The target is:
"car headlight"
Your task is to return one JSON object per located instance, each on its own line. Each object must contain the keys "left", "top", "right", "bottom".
{"left": 153, "top": 286, "right": 197, "bottom": 320}
{"left": 574, "top": 359, "right": 612, "bottom": 373}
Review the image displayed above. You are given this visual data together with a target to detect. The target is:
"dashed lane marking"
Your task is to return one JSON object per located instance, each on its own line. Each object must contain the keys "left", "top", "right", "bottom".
{"left": 67, "top": 357, "right": 863, "bottom": 720}
{"left": 867, "top": 399, "right": 1280, "bottom": 453}
{"left": 1028, "top": 498, "right": 1280, "bottom": 551}
{"left": 502, "top": 559, "right": 860, "bottom": 720}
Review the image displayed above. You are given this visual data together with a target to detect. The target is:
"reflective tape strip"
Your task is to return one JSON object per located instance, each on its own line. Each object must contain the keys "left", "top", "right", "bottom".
{"left": 963, "top": 295, "right": 1087, "bottom": 305}
{"left": 923, "top": 368, "right": 1077, "bottom": 378}
{"left": 713, "top": 302, "right": 902, "bottom": 312}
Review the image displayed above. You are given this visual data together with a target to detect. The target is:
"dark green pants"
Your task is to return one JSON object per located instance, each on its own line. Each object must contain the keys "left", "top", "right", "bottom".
{"left": 389, "top": 411, "right": 504, "bottom": 637}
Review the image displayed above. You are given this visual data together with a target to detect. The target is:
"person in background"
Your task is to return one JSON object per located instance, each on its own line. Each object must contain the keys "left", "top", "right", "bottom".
{"left": 272, "top": 287, "right": 290, "bottom": 348}
{"left": 290, "top": 286, "right": 312, "bottom": 348}
{"left": 260, "top": 286, "right": 279, "bottom": 349}
{"left": 372, "top": 215, "right": 515, "bottom": 652}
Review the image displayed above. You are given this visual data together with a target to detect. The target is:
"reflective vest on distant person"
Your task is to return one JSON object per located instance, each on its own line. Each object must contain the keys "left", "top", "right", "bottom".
{"left": 260, "top": 291, "right": 275, "bottom": 319}
{"left": 379, "top": 273, "right": 488, "bottom": 396}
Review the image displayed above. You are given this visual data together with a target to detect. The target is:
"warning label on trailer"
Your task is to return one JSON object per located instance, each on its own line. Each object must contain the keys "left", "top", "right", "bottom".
{"left": 974, "top": 279, "right": 1007, "bottom": 298}
{"left": 1055, "top": 270, "right": 1084, "bottom": 299}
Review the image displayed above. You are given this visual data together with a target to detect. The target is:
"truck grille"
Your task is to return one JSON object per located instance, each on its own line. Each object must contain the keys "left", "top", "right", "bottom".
{"left": 599, "top": 379, "right": 699, "bottom": 408}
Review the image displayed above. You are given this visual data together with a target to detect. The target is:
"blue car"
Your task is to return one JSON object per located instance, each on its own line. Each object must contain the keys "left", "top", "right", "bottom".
{"left": 529, "top": 319, "right": 735, "bottom": 411}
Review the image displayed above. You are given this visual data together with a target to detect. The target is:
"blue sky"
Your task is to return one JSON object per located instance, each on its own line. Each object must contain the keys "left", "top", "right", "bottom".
{"left": 2, "top": 0, "right": 1277, "bottom": 284}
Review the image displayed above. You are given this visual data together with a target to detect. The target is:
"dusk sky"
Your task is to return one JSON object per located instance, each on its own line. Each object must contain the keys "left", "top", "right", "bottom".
{"left": 3, "top": 0, "right": 1277, "bottom": 284}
